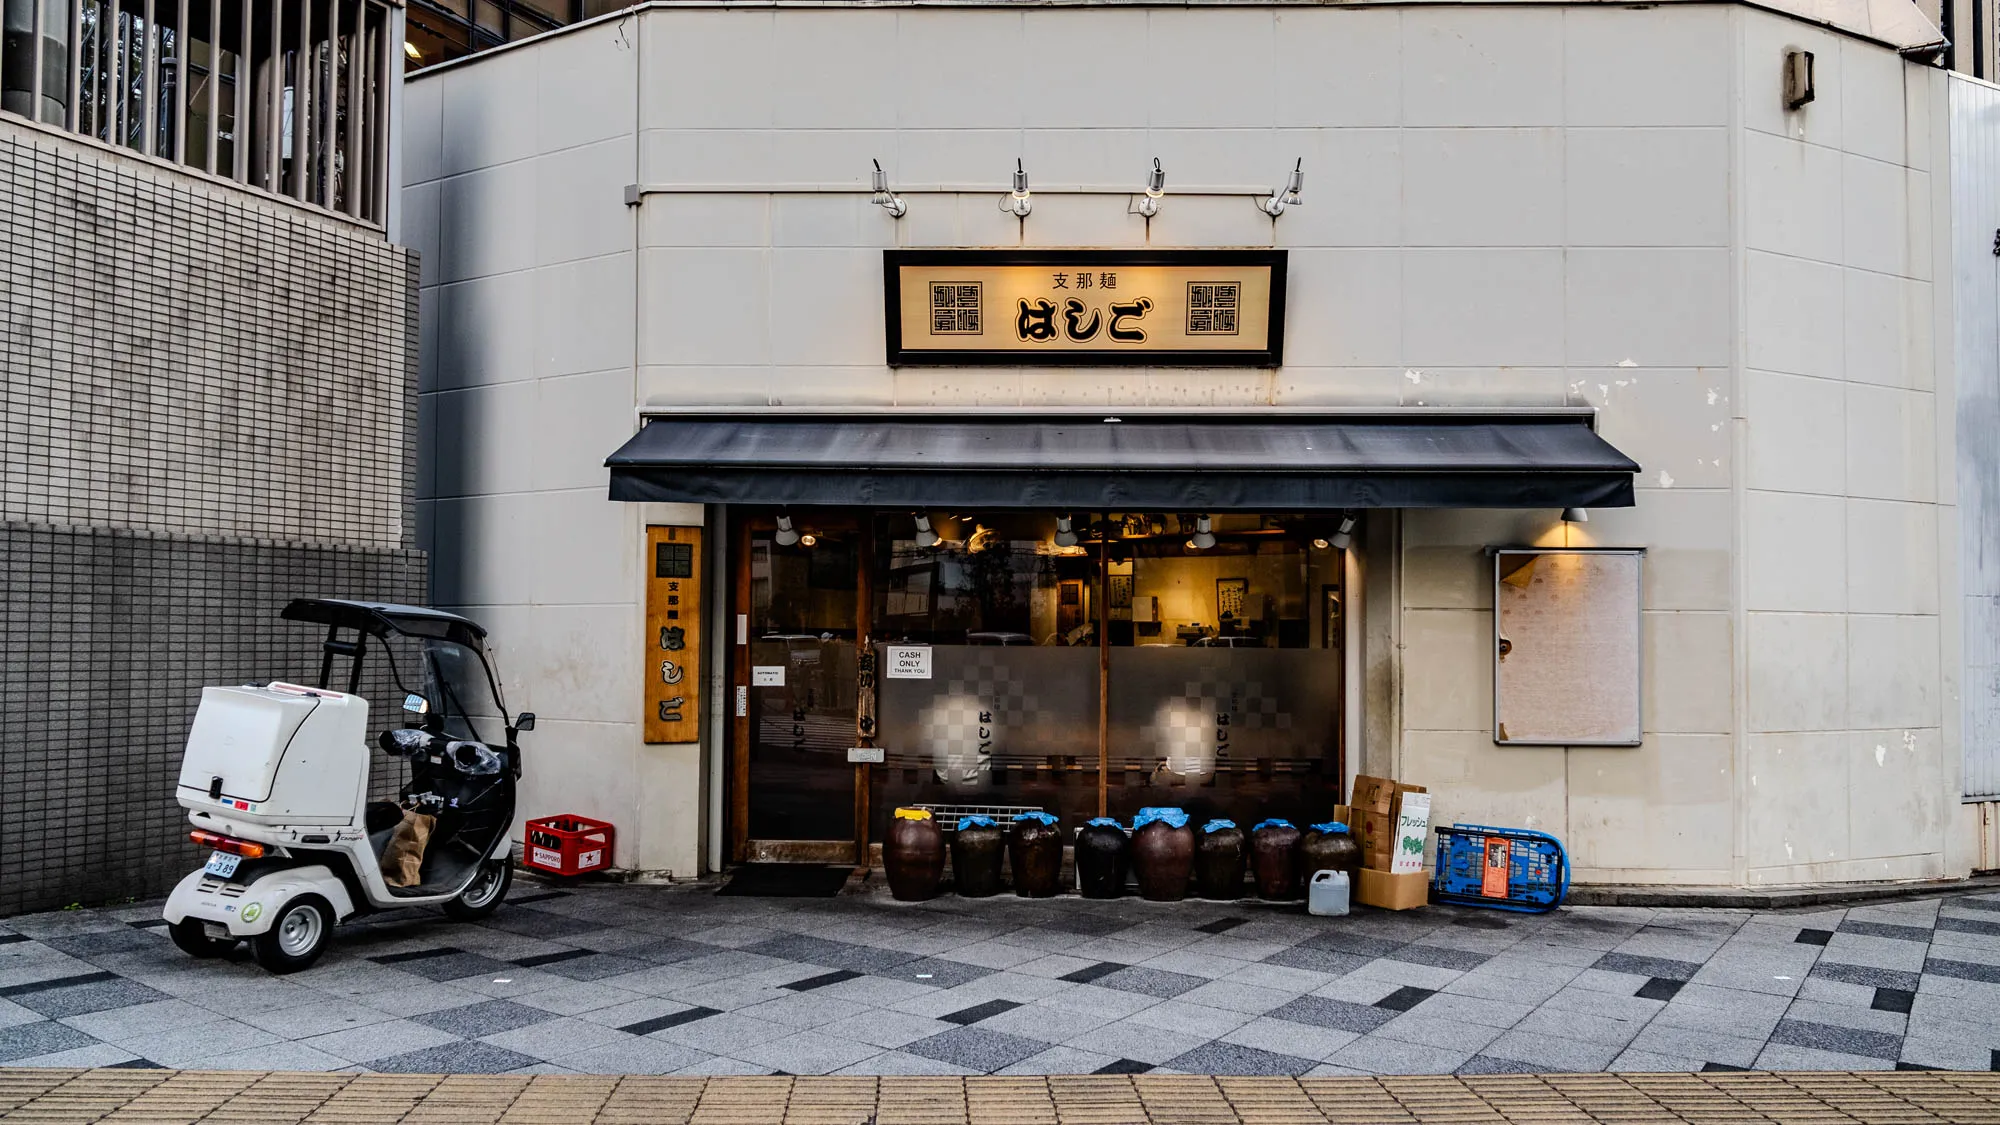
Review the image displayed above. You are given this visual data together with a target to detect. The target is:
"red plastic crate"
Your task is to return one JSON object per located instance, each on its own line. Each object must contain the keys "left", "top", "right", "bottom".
{"left": 523, "top": 814, "right": 614, "bottom": 877}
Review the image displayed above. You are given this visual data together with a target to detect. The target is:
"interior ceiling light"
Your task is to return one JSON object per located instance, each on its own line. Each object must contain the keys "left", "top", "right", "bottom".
{"left": 1135, "top": 157, "right": 1165, "bottom": 218}
{"left": 1005, "top": 158, "right": 1032, "bottom": 218}
{"left": 1262, "top": 158, "right": 1304, "bottom": 217}
{"left": 913, "top": 513, "right": 939, "bottom": 548}
{"left": 1330, "top": 512, "right": 1357, "bottom": 551}
{"left": 799, "top": 532, "right": 818, "bottom": 548}
{"left": 403, "top": 40, "right": 422, "bottom": 59}
{"left": 1312, "top": 537, "right": 1330, "bottom": 550}
{"left": 774, "top": 514, "right": 799, "bottom": 547}
{"left": 1191, "top": 516, "right": 1216, "bottom": 551}
{"left": 870, "top": 158, "right": 906, "bottom": 218}
{"left": 1054, "top": 515, "right": 1079, "bottom": 548}
{"left": 1561, "top": 507, "right": 1590, "bottom": 524}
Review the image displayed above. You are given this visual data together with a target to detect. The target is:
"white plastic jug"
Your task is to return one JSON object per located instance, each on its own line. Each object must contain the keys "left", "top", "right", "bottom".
{"left": 1308, "top": 869, "right": 1351, "bottom": 916}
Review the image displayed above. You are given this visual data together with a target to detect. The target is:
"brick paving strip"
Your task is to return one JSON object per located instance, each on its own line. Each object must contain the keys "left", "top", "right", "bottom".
{"left": 1, "top": 1068, "right": 1997, "bottom": 1124}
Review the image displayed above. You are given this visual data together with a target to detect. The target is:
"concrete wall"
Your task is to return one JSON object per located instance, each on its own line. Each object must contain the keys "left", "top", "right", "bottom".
{"left": 0, "top": 118, "right": 423, "bottom": 914}
{"left": 406, "top": 1, "right": 1973, "bottom": 885}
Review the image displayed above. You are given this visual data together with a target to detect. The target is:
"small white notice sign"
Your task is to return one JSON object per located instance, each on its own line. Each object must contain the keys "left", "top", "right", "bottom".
{"left": 752, "top": 665, "right": 785, "bottom": 687}
{"left": 1390, "top": 791, "right": 1432, "bottom": 874}
{"left": 847, "top": 746, "right": 885, "bottom": 764}
{"left": 884, "top": 646, "right": 933, "bottom": 680}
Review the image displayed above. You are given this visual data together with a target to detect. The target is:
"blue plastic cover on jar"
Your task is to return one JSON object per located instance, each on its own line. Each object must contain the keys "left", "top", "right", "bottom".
{"left": 1133, "top": 807, "right": 1189, "bottom": 830}
{"left": 957, "top": 815, "right": 997, "bottom": 831}
{"left": 1202, "top": 819, "right": 1236, "bottom": 834}
{"left": 1086, "top": 817, "right": 1123, "bottom": 829}
{"left": 1252, "top": 818, "right": 1294, "bottom": 831}
{"left": 1013, "top": 811, "right": 1058, "bottom": 826}
{"left": 1309, "top": 821, "right": 1350, "bottom": 834}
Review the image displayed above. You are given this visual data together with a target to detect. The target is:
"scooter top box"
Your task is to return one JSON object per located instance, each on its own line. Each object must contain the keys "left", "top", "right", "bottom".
{"left": 177, "top": 682, "right": 370, "bottom": 826}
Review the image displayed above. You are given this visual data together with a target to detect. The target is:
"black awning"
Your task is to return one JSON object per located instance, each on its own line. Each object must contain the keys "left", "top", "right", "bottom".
{"left": 604, "top": 413, "right": 1639, "bottom": 510}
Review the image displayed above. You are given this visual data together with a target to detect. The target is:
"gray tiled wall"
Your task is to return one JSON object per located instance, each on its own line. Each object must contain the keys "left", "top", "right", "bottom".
{"left": 0, "top": 120, "right": 424, "bottom": 916}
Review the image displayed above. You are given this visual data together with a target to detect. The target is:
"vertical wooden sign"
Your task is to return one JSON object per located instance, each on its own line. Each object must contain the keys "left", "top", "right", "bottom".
{"left": 644, "top": 525, "right": 702, "bottom": 744}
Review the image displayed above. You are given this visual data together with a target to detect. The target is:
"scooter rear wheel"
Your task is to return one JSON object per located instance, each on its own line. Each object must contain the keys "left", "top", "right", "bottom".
{"left": 252, "top": 896, "right": 333, "bottom": 973}
{"left": 443, "top": 858, "right": 512, "bottom": 921}
{"left": 168, "top": 919, "right": 233, "bottom": 959}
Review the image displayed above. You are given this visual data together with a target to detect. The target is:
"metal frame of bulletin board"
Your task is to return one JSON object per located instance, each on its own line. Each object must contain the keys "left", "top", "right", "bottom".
{"left": 1490, "top": 547, "right": 1645, "bottom": 747}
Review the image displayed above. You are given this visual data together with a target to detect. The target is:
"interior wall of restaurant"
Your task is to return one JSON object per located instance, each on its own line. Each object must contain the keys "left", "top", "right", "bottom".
{"left": 406, "top": 1, "right": 1972, "bottom": 883}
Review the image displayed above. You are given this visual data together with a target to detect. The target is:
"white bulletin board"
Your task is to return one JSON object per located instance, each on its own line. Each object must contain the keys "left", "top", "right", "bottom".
{"left": 1492, "top": 548, "right": 1644, "bottom": 747}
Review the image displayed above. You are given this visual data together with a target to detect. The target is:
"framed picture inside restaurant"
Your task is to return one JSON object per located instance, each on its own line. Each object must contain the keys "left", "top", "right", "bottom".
{"left": 884, "top": 249, "right": 1287, "bottom": 366}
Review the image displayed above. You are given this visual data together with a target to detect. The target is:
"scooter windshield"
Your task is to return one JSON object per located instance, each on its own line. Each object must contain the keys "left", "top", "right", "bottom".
{"left": 425, "top": 639, "right": 507, "bottom": 745}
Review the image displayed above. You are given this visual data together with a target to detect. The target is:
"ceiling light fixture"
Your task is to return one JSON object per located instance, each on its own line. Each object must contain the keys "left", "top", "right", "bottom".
{"left": 1329, "top": 512, "right": 1357, "bottom": 551}
{"left": 404, "top": 40, "right": 422, "bottom": 60}
{"left": 799, "top": 532, "right": 818, "bottom": 548}
{"left": 774, "top": 514, "right": 799, "bottom": 546}
{"left": 1135, "top": 157, "right": 1165, "bottom": 218}
{"left": 1262, "top": 158, "right": 1304, "bottom": 217}
{"left": 870, "top": 159, "right": 906, "bottom": 218}
{"left": 1191, "top": 516, "right": 1216, "bottom": 551}
{"left": 914, "top": 513, "right": 939, "bottom": 548}
{"left": 1054, "top": 515, "right": 1079, "bottom": 548}
{"left": 1005, "top": 159, "right": 1032, "bottom": 218}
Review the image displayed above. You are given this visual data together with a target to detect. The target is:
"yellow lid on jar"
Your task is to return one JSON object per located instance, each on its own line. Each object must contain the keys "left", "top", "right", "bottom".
{"left": 894, "top": 807, "right": 933, "bottom": 821}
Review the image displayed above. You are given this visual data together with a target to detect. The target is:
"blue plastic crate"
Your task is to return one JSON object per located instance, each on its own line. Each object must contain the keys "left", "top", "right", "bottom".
{"left": 1432, "top": 823, "right": 1569, "bottom": 913}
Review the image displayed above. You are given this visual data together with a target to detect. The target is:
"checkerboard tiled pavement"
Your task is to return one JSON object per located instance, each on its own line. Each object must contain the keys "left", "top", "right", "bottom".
{"left": 2, "top": 883, "right": 1999, "bottom": 1077}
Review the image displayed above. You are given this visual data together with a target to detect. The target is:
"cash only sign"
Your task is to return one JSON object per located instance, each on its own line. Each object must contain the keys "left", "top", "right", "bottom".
{"left": 884, "top": 249, "right": 1286, "bottom": 367}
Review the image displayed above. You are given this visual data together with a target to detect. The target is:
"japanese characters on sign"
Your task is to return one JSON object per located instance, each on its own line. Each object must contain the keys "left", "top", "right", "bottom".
{"left": 645, "top": 526, "right": 703, "bottom": 743}
{"left": 885, "top": 250, "right": 1285, "bottom": 366}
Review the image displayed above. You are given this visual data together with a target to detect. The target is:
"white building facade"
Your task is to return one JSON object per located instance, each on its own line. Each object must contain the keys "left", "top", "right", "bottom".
{"left": 404, "top": 0, "right": 2000, "bottom": 890}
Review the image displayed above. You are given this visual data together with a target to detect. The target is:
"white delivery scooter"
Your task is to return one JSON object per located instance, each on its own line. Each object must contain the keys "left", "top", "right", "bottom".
{"left": 163, "top": 599, "right": 534, "bottom": 973}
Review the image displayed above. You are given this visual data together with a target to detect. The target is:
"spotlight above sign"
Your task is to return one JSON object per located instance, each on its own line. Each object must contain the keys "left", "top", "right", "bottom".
{"left": 883, "top": 249, "right": 1286, "bottom": 367}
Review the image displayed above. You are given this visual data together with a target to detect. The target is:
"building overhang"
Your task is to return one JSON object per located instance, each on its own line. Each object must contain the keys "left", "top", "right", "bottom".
{"left": 603, "top": 411, "right": 1641, "bottom": 510}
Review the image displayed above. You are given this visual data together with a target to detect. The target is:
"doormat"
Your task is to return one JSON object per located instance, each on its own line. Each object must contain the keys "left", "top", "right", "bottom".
{"left": 717, "top": 864, "right": 853, "bottom": 897}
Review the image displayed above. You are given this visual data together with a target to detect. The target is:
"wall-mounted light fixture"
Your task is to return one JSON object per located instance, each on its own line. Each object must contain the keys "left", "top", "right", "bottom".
{"left": 1004, "top": 159, "right": 1033, "bottom": 218}
{"left": 1561, "top": 507, "right": 1590, "bottom": 524}
{"left": 1329, "top": 512, "right": 1357, "bottom": 551}
{"left": 913, "top": 513, "right": 939, "bottom": 548}
{"left": 1262, "top": 158, "right": 1304, "bottom": 217}
{"left": 1784, "top": 50, "right": 1815, "bottom": 111}
{"left": 1190, "top": 515, "right": 1216, "bottom": 550}
{"left": 871, "top": 159, "right": 907, "bottom": 218}
{"left": 1054, "top": 515, "right": 1079, "bottom": 548}
{"left": 774, "top": 514, "right": 799, "bottom": 546}
{"left": 1135, "top": 158, "right": 1166, "bottom": 218}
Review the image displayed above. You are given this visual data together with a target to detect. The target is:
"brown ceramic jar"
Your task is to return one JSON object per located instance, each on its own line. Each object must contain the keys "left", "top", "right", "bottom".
{"left": 1008, "top": 814, "right": 1064, "bottom": 898}
{"left": 1250, "top": 820, "right": 1302, "bottom": 900}
{"left": 1075, "top": 820, "right": 1128, "bottom": 899}
{"left": 1130, "top": 810, "right": 1194, "bottom": 902}
{"left": 1299, "top": 822, "right": 1362, "bottom": 883}
{"left": 884, "top": 808, "right": 945, "bottom": 901}
{"left": 1193, "top": 820, "right": 1247, "bottom": 900}
{"left": 952, "top": 819, "right": 1006, "bottom": 898}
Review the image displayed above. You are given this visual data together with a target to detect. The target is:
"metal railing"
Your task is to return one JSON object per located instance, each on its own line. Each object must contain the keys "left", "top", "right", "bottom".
{"left": 2, "top": 0, "right": 395, "bottom": 224}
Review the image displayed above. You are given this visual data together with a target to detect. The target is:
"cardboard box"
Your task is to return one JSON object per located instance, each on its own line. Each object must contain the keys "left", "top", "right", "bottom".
{"left": 1356, "top": 866, "right": 1429, "bottom": 911}
{"left": 1351, "top": 776, "right": 1426, "bottom": 867}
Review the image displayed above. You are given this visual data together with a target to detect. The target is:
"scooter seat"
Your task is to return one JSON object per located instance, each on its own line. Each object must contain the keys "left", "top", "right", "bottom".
{"left": 364, "top": 801, "right": 405, "bottom": 835}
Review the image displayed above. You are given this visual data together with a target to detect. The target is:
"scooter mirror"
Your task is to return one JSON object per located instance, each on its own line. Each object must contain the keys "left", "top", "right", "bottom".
{"left": 402, "top": 693, "right": 429, "bottom": 714}
{"left": 514, "top": 712, "right": 536, "bottom": 732}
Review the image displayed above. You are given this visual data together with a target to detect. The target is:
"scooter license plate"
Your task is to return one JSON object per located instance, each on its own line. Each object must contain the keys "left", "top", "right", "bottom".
{"left": 204, "top": 851, "right": 241, "bottom": 879}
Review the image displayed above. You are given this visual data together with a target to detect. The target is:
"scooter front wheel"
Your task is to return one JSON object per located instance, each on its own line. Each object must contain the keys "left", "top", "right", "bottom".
{"left": 443, "top": 858, "right": 512, "bottom": 921}
{"left": 168, "top": 919, "right": 233, "bottom": 959}
{"left": 252, "top": 896, "right": 333, "bottom": 973}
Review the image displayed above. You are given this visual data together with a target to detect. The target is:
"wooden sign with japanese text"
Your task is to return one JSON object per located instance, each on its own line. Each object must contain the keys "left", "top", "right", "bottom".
{"left": 644, "top": 525, "right": 702, "bottom": 743}
{"left": 885, "top": 250, "right": 1286, "bottom": 366}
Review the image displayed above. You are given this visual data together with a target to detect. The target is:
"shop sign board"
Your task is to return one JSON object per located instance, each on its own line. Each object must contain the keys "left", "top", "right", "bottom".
{"left": 884, "top": 249, "right": 1286, "bottom": 366}
{"left": 645, "top": 525, "right": 702, "bottom": 743}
